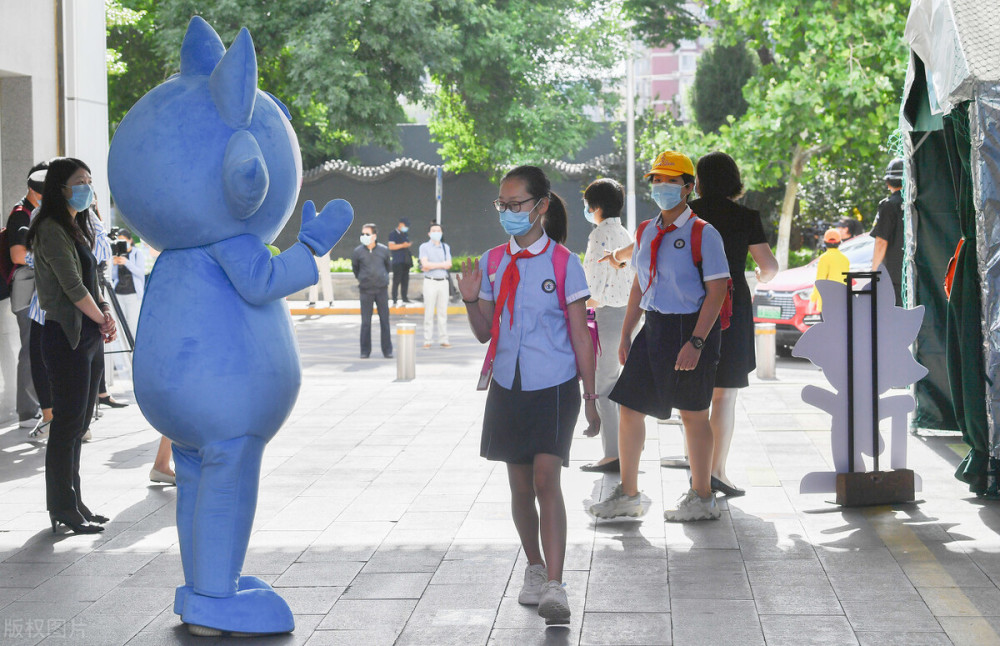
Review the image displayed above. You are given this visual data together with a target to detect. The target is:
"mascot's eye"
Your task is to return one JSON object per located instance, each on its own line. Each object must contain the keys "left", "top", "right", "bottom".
{"left": 264, "top": 91, "right": 291, "bottom": 121}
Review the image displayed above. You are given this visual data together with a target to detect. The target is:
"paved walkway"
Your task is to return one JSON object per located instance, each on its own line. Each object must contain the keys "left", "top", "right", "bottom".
{"left": 1, "top": 312, "right": 998, "bottom": 645}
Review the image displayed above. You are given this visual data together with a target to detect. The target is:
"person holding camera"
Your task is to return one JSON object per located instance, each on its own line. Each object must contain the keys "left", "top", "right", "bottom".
{"left": 110, "top": 227, "right": 145, "bottom": 336}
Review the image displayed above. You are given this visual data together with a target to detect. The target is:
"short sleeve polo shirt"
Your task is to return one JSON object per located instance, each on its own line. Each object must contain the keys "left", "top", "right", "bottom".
{"left": 477, "top": 233, "right": 590, "bottom": 391}
{"left": 631, "top": 207, "right": 729, "bottom": 315}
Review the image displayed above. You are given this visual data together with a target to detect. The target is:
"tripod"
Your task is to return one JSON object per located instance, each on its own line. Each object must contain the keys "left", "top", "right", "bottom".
{"left": 99, "top": 272, "right": 135, "bottom": 353}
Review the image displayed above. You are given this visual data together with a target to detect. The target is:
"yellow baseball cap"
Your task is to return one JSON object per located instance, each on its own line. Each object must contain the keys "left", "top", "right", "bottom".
{"left": 644, "top": 150, "right": 695, "bottom": 178}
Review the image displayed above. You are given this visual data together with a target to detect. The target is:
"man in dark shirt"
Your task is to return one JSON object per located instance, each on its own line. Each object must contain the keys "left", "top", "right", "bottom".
{"left": 351, "top": 223, "right": 393, "bottom": 358}
{"left": 6, "top": 162, "right": 47, "bottom": 426}
{"left": 387, "top": 217, "right": 413, "bottom": 305}
{"left": 871, "top": 158, "right": 905, "bottom": 306}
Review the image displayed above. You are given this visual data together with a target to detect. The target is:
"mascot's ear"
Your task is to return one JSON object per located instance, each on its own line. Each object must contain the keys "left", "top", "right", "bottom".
{"left": 210, "top": 28, "right": 257, "bottom": 130}
{"left": 223, "top": 130, "right": 269, "bottom": 220}
{"left": 180, "top": 16, "right": 225, "bottom": 76}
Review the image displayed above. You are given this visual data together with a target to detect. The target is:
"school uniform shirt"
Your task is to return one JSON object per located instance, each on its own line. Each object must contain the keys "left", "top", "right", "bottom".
{"left": 631, "top": 207, "right": 729, "bottom": 315}
{"left": 478, "top": 233, "right": 590, "bottom": 391}
{"left": 582, "top": 218, "right": 634, "bottom": 308}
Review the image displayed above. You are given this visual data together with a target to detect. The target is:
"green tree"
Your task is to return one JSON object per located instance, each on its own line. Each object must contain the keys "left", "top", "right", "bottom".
{"left": 690, "top": 42, "right": 754, "bottom": 134}
{"left": 107, "top": 0, "right": 623, "bottom": 171}
{"left": 625, "top": 0, "right": 908, "bottom": 269}
{"left": 706, "top": 0, "right": 908, "bottom": 268}
{"left": 622, "top": 0, "right": 701, "bottom": 48}
{"left": 429, "top": 0, "right": 624, "bottom": 173}
{"left": 107, "top": 0, "right": 165, "bottom": 133}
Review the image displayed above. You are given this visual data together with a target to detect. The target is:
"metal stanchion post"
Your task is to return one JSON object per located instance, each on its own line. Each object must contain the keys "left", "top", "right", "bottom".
{"left": 396, "top": 323, "right": 416, "bottom": 381}
{"left": 755, "top": 322, "right": 776, "bottom": 380}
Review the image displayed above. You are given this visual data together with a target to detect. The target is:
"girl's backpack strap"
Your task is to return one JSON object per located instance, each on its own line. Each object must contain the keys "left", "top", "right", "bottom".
{"left": 485, "top": 243, "right": 506, "bottom": 290}
{"left": 552, "top": 243, "right": 571, "bottom": 317}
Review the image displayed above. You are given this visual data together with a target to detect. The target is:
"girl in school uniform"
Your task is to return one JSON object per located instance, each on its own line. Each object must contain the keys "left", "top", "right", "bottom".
{"left": 588, "top": 150, "right": 730, "bottom": 522}
{"left": 457, "top": 165, "right": 600, "bottom": 625}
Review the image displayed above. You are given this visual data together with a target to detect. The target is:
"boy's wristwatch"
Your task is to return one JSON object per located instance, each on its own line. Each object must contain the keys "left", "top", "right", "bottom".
{"left": 689, "top": 336, "right": 705, "bottom": 350}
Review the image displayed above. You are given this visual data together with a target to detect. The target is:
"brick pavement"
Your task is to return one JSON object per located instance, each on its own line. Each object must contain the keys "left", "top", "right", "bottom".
{"left": 1, "top": 311, "right": 999, "bottom": 645}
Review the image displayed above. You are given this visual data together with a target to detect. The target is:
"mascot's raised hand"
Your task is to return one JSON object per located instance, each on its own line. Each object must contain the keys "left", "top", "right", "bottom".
{"left": 298, "top": 199, "right": 353, "bottom": 257}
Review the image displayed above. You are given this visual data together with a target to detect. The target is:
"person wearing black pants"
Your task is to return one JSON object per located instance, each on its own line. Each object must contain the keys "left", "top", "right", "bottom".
{"left": 388, "top": 218, "right": 412, "bottom": 305}
{"left": 359, "top": 288, "right": 393, "bottom": 358}
{"left": 26, "top": 157, "right": 117, "bottom": 535}
{"left": 27, "top": 321, "right": 53, "bottom": 438}
{"left": 351, "top": 223, "right": 393, "bottom": 358}
{"left": 42, "top": 318, "right": 104, "bottom": 519}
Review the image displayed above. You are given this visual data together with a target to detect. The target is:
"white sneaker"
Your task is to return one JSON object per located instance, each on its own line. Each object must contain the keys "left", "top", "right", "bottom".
{"left": 517, "top": 563, "right": 548, "bottom": 605}
{"left": 537, "top": 580, "right": 570, "bottom": 625}
{"left": 663, "top": 488, "right": 721, "bottom": 522}
{"left": 28, "top": 419, "right": 51, "bottom": 441}
{"left": 588, "top": 483, "right": 649, "bottom": 519}
{"left": 82, "top": 430, "right": 93, "bottom": 441}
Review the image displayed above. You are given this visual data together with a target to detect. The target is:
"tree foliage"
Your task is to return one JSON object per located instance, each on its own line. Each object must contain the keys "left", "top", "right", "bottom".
{"left": 626, "top": 0, "right": 909, "bottom": 267}
{"left": 622, "top": 0, "right": 701, "bottom": 48}
{"left": 429, "top": 1, "right": 624, "bottom": 173}
{"left": 690, "top": 42, "right": 754, "bottom": 134}
{"left": 107, "top": 0, "right": 623, "bottom": 171}
{"left": 107, "top": 0, "right": 164, "bottom": 133}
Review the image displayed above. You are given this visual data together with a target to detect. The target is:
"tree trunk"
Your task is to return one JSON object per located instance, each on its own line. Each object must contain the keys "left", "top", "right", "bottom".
{"left": 776, "top": 144, "right": 808, "bottom": 271}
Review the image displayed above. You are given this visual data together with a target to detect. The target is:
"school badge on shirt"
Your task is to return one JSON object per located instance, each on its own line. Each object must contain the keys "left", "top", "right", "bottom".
{"left": 674, "top": 239, "right": 686, "bottom": 249}
{"left": 542, "top": 279, "right": 556, "bottom": 293}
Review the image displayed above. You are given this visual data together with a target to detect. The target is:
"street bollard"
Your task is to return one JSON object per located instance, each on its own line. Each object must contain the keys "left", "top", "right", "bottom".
{"left": 396, "top": 323, "right": 416, "bottom": 381}
{"left": 755, "top": 322, "right": 776, "bottom": 380}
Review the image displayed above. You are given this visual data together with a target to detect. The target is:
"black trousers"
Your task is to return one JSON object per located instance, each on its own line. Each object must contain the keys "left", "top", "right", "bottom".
{"left": 391, "top": 263, "right": 410, "bottom": 301}
{"left": 42, "top": 319, "right": 104, "bottom": 513}
{"left": 360, "top": 288, "right": 393, "bottom": 357}
{"left": 29, "top": 321, "right": 53, "bottom": 410}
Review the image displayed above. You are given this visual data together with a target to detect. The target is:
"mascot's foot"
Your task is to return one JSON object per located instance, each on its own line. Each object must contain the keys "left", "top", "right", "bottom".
{"left": 182, "top": 587, "right": 294, "bottom": 636}
{"left": 174, "top": 576, "right": 274, "bottom": 615}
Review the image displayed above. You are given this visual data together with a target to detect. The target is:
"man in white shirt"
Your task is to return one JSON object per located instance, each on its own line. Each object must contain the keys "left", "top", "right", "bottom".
{"left": 419, "top": 222, "right": 452, "bottom": 348}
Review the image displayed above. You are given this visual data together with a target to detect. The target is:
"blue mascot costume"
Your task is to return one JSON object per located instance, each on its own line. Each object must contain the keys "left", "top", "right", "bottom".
{"left": 108, "top": 17, "right": 353, "bottom": 636}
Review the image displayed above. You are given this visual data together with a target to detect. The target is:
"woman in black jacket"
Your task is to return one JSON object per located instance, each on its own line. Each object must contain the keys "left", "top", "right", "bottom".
{"left": 26, "top": 158, "right": 117, "bottom": 534}
{"left": 688, "top": 152, "right": 778, "bottom": 496}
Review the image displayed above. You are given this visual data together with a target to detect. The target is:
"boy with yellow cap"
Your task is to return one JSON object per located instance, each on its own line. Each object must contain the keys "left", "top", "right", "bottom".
{"left": 589, "top": 151, "right": 731, "bottom": 522}
{"left": 810, "top": 229, "right": 850, "bottom": 312}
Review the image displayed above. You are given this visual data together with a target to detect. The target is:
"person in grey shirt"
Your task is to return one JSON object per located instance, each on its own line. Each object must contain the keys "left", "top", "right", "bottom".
{"left": 351, "top": 223, "right": 393, "bottom": 358}
{"left": 419, "top": 222, "right": 452, "bottom": 348}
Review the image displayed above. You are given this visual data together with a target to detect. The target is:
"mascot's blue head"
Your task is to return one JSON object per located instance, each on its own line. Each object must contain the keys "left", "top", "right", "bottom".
{"left": 108, "top": 17, "right": 302, "bottom": 250}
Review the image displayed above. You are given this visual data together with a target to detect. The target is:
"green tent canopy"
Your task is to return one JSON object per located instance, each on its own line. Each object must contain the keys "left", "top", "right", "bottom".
{"left": 903, "top": 0, "right": 999, "bottom": 495}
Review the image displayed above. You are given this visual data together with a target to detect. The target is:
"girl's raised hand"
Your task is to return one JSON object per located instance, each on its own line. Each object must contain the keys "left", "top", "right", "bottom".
{"left": 457, "top": 257, "right": 482, "bottom": 302}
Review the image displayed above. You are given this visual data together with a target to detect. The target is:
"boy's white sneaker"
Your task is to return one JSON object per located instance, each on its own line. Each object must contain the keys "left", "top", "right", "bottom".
{"left": 537, "top": 580, "right": 570, "bottom": 625}
{"left": 517, "top": 563, "right": 548, "bottom": 605}
{"left": 663, "top": 488, "right": 721, "bottom": 522}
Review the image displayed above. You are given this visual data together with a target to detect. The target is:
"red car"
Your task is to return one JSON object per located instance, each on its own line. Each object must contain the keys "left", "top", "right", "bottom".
{"left": 752, "top": 234, "right": 874, "bottom": 352}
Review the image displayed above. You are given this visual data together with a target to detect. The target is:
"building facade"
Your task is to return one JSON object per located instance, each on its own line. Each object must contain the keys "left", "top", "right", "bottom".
{"left": 0, "top": 0, "right": 109, "bottom": 423}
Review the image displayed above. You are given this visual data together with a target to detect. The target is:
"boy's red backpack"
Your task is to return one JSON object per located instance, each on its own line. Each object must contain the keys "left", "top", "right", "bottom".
{"left": 635, "top": 215, "right": 733, "bottom": 329}
{"left": 478, "top": 242, "right": 599, "bottom": 389}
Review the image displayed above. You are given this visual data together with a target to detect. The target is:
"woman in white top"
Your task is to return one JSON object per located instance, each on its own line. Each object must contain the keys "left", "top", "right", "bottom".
{"left": 579, "top": 179, "right": 634, "bottom": 472}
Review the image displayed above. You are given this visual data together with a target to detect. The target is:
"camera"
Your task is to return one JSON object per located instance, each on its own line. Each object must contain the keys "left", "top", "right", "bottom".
{"left": 108, "top": 227, "right": 130, "bottom": 256}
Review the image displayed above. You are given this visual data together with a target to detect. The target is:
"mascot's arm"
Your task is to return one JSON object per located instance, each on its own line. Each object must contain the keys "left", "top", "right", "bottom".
{"left": 209, "top": 235, "right": 318, "bottom": 306}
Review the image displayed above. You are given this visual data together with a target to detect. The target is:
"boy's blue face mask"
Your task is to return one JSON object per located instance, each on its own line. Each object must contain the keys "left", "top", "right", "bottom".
{"left": 651, "top": 182, "right": 684, "bottom": 211}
